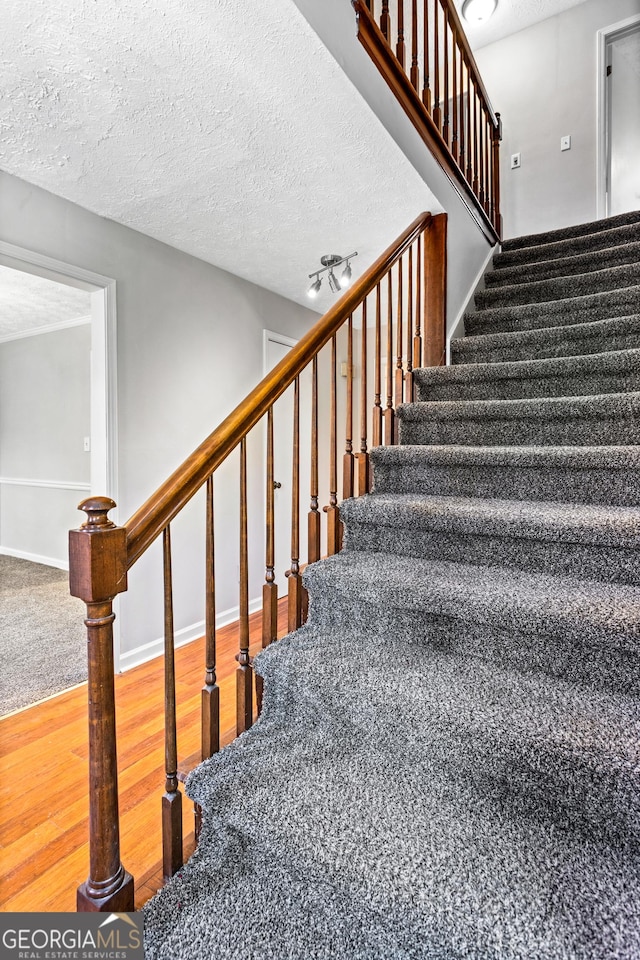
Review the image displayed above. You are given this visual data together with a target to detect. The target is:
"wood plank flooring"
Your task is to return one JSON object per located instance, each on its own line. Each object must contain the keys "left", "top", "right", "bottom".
{"left": 0, "top": 599, "right": 289, "bottom": 911}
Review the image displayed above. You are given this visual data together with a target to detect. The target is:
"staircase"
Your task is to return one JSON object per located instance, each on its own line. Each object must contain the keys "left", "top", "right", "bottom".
{"left": 144, "top": 211, "right": 640, "bottom": 957}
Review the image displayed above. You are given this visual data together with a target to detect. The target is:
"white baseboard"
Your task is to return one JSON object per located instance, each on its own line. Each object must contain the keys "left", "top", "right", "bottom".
{"left": 0, "top": 546, "right": 69, "bottom": 570}
{"left": 446, "top": 243, "right": 497, "bottom": 364}
{"left": 118, "top": 595, "right": 263, "bottom": 673}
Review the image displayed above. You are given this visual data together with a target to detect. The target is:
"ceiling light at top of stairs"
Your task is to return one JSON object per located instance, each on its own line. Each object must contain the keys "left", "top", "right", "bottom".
{"left": 462, "top": 0, "right": 498, "bottom": 24}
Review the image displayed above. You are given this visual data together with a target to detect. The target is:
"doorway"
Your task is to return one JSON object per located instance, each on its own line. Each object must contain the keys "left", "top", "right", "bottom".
{"left": 598, "top": 16, "right": 640, "bottom": 217}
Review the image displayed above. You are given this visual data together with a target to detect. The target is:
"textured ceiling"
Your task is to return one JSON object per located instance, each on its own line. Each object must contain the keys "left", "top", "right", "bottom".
{"left": 0, "top": 266, "right": 91, "bottom": 338}
{"left": 452, "top": 0, "right": 591, "bottom": 50}
{"left": 0, "top": 0, "right": 438, "bottom": 314}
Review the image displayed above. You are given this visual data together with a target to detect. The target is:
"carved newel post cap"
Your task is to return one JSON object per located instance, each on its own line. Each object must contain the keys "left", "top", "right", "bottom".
{"left": 78, "top": 496, "right": 118, "bottom": 530}
{"left": 70, "top": 497, "right": 127, "bottom": 602}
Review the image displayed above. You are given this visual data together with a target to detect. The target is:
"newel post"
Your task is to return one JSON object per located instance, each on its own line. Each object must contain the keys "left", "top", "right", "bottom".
{"left": 423, "top": 213, "right": 447, "bottom": 367}
{"left": 70, "top": 497, "right": 134, "bottom": 912}
{"left": 492, "top": 112, "right": 503, "bottom": 239}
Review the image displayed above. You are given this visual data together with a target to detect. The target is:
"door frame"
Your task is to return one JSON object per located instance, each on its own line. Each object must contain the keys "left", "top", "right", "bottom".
{"left": 596, "top": 13, "right": 640, "bottom": 218}
{"left": 0, "top": 241, "right": 120, "bottom": 659}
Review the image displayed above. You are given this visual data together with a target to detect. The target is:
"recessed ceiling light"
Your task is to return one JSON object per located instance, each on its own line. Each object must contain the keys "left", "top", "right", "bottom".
{"left": 462, "top": 0, "right": 498, "bottom": 24}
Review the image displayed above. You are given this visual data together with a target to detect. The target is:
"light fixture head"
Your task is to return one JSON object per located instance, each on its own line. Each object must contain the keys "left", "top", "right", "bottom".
{"left": 340, "top": 261, "right": 352, "bottom": 289}
{"left": 307, "top": 276, "right": 322, "bottom": 299}
{"left": 462, "top": 0, "right": 497, "bottom": 24}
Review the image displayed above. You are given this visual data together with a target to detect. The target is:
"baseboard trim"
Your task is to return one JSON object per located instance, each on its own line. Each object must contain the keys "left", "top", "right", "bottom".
{"left": 0, "top": 546, "right": 68, "bottom": 570}
{"left": 118, "top": 596, "right": 263, "bottom": 673}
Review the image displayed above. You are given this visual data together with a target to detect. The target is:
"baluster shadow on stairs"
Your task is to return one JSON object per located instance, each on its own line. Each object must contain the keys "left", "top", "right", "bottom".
{"left": 143, "top": 210, "right": 640, "bottom": 958}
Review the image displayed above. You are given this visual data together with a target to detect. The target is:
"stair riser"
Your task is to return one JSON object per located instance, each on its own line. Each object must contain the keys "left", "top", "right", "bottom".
{"left": 371, "top": 463, "right": 640, "bottom": 506}
{"left": 476, "top": 264, "right": 640, "bottom": 311}
{"left": 494, "top": 223, "right": 640, "bottom": 270}
{"left": 452, "top": 324, "right": 640, "bottom": 365}
{"left": 309, "top": 599, "right": 640, "bottom": 695}
{"left": 415, "top": 370, "right": 640, "bottom": 402}
{"left": 500, "top": 209, "right": 640, "bottom": 252}
{"left": 465, "top": 289, "right": 640, "bottom": 336}
{"left": 488, "top": 243, "right": 640, "bottom": 288}
{"left": 398, "top": 414, "right": 640, "bottom": 446}
{"left": 343, "top": 522, "right": 640, "bottom": 585}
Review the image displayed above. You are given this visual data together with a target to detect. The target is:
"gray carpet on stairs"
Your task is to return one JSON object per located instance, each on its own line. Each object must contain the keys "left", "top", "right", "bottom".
{"left": 144, "top": 210, "right": 640, "bottom": 958}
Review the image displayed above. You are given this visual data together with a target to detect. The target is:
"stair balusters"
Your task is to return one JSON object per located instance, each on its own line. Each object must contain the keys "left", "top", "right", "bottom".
{"left": 357, "top": 0, "right": 502, "bottom": 237}
{"left": 71, "top": 210, "right": 446, "bottom": 912}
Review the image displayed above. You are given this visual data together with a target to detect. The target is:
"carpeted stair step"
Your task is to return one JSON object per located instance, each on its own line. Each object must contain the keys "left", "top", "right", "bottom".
{"left": 486, "top": 240, "right": 640, "bottom": 288}
{"left": 304, "top": 552, "right": 640, "bottom": 690}
{"left": 414, "top": 348, "right": 640, "bottom": 401}
{"left": 452, "top": 314, "right": 640, "bottom": 365}
{"left": 464, "top": 285, "right": 640, "bottom": 336}
{"left": 476, "top": 262, "right": 640, "bottom": 310}
{"left": 340, "top": 493, "right": 640, "bottom": 584}
{"left": 145, "top": 617, "right": 640, "bottom": 959}
{"left": 397, "top": 391, "right": 640, "bottom": 446}
{"left": 370, "top": 444, "right": 640, "bottom": 506}
{"left": 500, "top": 209, "right": 640, "bottom": 252}
{"left": 494, "top": 220, "right": 640, "bottom": 270}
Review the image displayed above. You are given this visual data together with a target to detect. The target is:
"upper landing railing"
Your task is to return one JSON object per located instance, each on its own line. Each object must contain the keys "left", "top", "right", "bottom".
{"left": 354, "top": 0, "right": 502, "bottom": 239}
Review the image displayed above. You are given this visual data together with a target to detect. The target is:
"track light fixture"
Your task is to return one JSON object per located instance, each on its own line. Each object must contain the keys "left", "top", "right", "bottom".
{"left": 307, "top": 251, "right": 358, "bottom": 299}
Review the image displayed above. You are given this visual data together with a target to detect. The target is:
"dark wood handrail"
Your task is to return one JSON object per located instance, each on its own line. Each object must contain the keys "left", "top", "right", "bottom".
{"left": 125, "top": 211, "right": 432, "bottom": 567}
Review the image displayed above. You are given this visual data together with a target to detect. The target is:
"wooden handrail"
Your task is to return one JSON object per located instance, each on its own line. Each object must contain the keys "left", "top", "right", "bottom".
{"left": 125, "top": 210, "right": 432, "bottom": 567}
{"left": 353, "top": 0, "right": 502, "bottom": 239}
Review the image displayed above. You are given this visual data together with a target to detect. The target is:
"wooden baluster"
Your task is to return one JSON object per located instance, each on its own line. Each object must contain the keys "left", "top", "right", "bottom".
{"left": 396, "top": 0, "right": 405, "bottom": 68}
{"left": 479, "top": 97, "right": 485, "bottom": 208}
{"left": 395, "top": 256, "right": 404, "bottom": 408}
{"left": 410, "top": 0, "right": 419, "bottom": 90}
{"left": 325, "top": 335, "right": 341, "bottom": 554}
{"left": 384, "top": 270, "right": 396, "bottom": 445}
{"left": 381, "top": 0, "right": 391, "bottom": 41}
{"left": 71, "top": 498, "right": 134, "bottom": 912}
{"left": 357, "top": 298, "right": 371, "bottom": 495}
{"left": 308, "top": 358, "right": 321, "bottom": 566}
{"left": 405, "top": 246, "right": 414, "bottom": 403}
{"left": 485, "top": 110, "right": 492, "bottom": 216}
{"left": 236, "top": 437, "right": 253, "bottom": 734}
{"left": 414, "top": 233, "right": 423, "bottom": 370}
{"left": 443, "top": 6, "right": 450, "bottom": 147}
{"left": 202, "top": 475, "right": 220, "bottom": 758}
{"left": 466, "top": 64, "right": 473, "bottom": 186}
{"left": 372, "top": 284, "right": 383, "bottom": 447}
{"left": 472, "top": 84, "right": 479, "bottom": 196}
{"left": 433, "top": 0, "right": 441, "bottom": 130}
{"left": 161, "top": 525, "right": 183, "bottom": 878}
{"left": 288, "top": 376, "right": 303, "bottom": 631}
{"left": 343, "top": 314, "right": 355, "bottom": 499}
{"left": 459, "top": 46, "right": 465, "bottom": 172}
{"left": 492, "top": 112, "right": 502, "bottom": 236}
{"left": 423, "top": 0, "right": 432, "bottom": 112}
{"left": 262, "top": 408, "right": 278, "bottom": 649}
{"left": 452, "top": 31, "right": 458, "bottom": 162}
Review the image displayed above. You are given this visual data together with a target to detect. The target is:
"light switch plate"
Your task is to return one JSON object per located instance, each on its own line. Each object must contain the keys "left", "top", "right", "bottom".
{"left": 561, "top": 135, "right": 571, "bottom": 152}
{"left": 511, "top": 153, "right": 521, "bottom": 169}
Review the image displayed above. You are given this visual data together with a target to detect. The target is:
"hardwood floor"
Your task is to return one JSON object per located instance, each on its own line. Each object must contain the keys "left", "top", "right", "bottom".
{"left": 0, "top": 599, "right": 289, "bottom": 911}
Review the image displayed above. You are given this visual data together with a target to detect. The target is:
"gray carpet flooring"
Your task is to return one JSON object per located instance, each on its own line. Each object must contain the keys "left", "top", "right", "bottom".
{"left": 144, "top": 211, "right": 640, "bottom": 958}
{"left": 0, "top": 555, "right": 87, "bottom": 715}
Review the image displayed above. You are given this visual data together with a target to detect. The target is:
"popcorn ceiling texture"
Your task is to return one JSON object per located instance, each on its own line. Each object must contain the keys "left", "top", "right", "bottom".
{"left": 0, "top": 0, "right": 437, "bottom": 312}
{"left": 0, "top": 266, "right": 91, "bottom": 338}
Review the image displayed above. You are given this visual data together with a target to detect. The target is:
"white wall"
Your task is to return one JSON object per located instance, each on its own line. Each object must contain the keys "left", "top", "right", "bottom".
{"left": 0, "top": 170, "right": 320, "bottom": 665}
{"left": 0, "top": 323, "right": 91, "bottom": 567}
{"left": 475, "top": 0, "right": 640, "bottom": 239}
